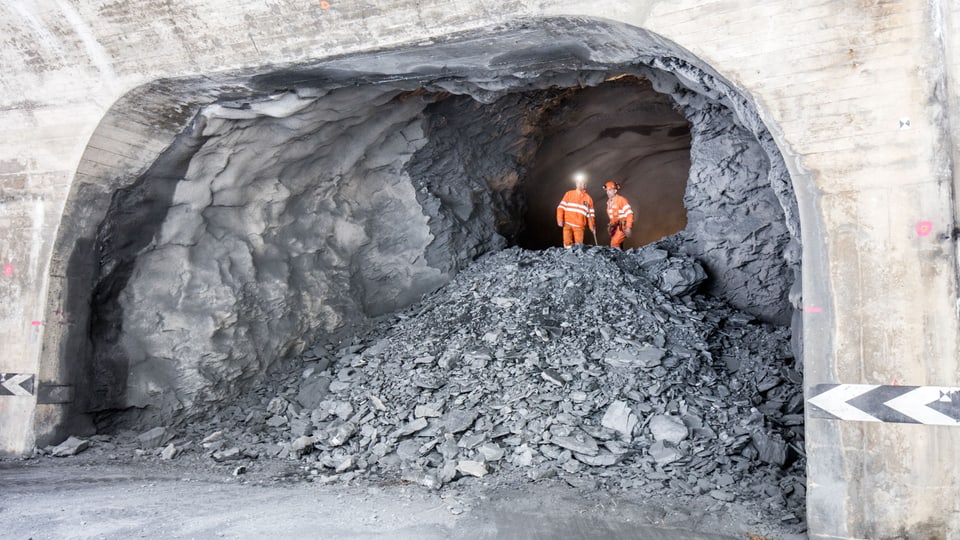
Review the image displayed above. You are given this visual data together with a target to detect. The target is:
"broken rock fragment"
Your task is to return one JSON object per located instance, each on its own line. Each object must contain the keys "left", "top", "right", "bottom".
{"left": 440, "top": 409, "right": 478, "bottom": 434}
{"left": 138, "top": 427, "right": 173, "bottom": 448}
{"left": 649, "top": 415, "right": 688, "bottom": 444}
{"left": 648, "top": 440, "right": 683, "bottom": 465}
{"left": 49, "top": 436, "right": 90, "bottom": 457}
{"left": 601, "top": 400, "right": 638, "bottom": 439}
{"left": 604, "top": 346, "right": 664, "bottom": 369}
{"left": 160, "top": 444, "right": 178, "bottom": 460}
{"left": 550, "top": 429, "right": 599, "bottom": 456}
{"left": 329, "top": 423, "right": 357, "bottom": 447}
{"left": 456, "top": 460, "right": 488, "bottom": 478}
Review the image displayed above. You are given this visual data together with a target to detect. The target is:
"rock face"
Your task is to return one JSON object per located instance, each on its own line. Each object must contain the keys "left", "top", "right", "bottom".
{"left": 671, "top": 103, "right": 796, "bottom": 325}
{"left": 91, "top": 87, "right": 529, "bottom": 417}
{"left": 88, "top": 63, "right": 799, "bottom": 419}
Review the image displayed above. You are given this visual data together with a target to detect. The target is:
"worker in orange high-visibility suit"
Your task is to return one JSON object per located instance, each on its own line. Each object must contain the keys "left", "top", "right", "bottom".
{"left": 556, "top": 175, "right": 597, "bottom": 247}
{"left": 604, "top": 181, "right": 634, "bottom": 249}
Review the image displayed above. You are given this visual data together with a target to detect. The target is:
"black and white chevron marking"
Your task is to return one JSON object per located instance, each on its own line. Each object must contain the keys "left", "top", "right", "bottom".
{"left": 0, "top": 373, "right": 35, "bottom": 396}
{"left": 808, "top": 384, "right": 960, "bottom": 426}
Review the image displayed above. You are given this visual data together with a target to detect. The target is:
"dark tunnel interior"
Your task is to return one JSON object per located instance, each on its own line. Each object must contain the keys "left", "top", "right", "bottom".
{"left": 519, "top": 78, "right": 691, "bottom": 250}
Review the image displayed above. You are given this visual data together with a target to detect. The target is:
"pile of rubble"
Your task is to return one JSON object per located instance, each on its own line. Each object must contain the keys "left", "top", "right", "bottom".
{"left": 61, "top": 245, "right": 807, "bottom": 531}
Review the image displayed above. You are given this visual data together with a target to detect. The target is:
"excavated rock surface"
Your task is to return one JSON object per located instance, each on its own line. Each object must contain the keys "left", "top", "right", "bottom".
{"left": 85, "top": 245, "right": 805, "bottom": 537}
{"left": 85, "top": 67, "right": 799, "bottom": 421}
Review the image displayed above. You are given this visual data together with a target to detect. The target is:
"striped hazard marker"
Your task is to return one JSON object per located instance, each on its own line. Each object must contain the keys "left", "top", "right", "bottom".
{"left": 808, "top": 384, "right": 960, "bottom": 426}
{"left": 0, "top": 373, "right": 35, "bottom": 396}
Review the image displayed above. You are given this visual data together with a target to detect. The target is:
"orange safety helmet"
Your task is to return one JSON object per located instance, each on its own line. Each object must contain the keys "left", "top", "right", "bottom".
{"left": 603, "top": 181, "right": 620, "bottom": 190}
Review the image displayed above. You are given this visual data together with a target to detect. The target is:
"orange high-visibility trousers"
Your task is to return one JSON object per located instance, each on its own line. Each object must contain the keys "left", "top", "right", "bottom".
{"left": 610, "top": 224, "right": 626, "bottom": 249}
{"left": 563, "top": 224, "right": 585, "bottom": 247}
{"left": 606, "top": 193, "right": 633, "bottom": 249}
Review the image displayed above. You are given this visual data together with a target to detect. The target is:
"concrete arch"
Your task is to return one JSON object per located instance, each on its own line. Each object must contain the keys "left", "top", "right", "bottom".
{"left": 1, "top": 3, "right": 958, "bottom": 539}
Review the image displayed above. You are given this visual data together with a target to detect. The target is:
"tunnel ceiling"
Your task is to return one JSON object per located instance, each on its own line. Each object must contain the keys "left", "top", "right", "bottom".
{"left": 60, "top": 18, "right": 800, "bottom": 423}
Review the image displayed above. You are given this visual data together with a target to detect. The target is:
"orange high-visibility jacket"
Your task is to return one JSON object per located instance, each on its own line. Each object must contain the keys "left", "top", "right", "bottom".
{"left": 606, "top": 194, "right": 634, "bottom": 230}
{"left": 556, "top": 189, "right": 596, "bottom": 229}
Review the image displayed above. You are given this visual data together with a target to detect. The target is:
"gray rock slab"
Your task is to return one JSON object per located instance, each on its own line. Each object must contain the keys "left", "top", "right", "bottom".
{"left": 266, "top": 415, "right": 288, "bottom": 428}
{"left": 212, "top": 447, "right": 242, "bottom": 462}
{"left": 550, "top": 431, "right": 599, "bottom": 456}
{"left": 456, "top": 460, "right": 488, "bottom": 478}
{"left": 328, "top": 380, "right": 351, "bottom": 393}
{"left": 658, "top": 260, "right": 707, "bottom": 296}
{"left": 458, "top": 433, "right": 486, "bottom": 449}
{"left": 601, "top": 400, "right": 638, "bottom": 439}
{"left": 368, "top": 395, "right": 387, "bottom": 411}
{"left": 440, "top": 409, "right": 478, "bottom": 434}
{"left": 604, "top": 346, "right": 665, "bottom": 369}
{"left": 540, "top": 368, "right": 564, "bottom": 386}
{"left": 138, "top": 427, "right": 173, "bottom": 448}
{"left": 296, "top": 375, "right": 331, "bottom": 409}
{"left": 160, "top": 444, "right": 178, "bottom": 460}
{"left": 709, "top": 490, "right": 736, "bottom": 502}
{"left": 648, "top": 441, "right": 683, "bottom": 465}
{"left": 329, "top": 423, "right": 357, "bottom": 447}
{"left": 395, "top": 418, "right": 429, "bottom": 437}
{"left": 512, "top": 445, "right": 534, "bottom": 467}
{"left": 396, "top": 439, "right": 421, "bottom": 461}
{"left": 575, "top": 451, "right": 619, "bottom": 467}
{"left": 49, "top": 436, "right": 90, "bottom": 457}
{"left": 479, "top": 443, "right": 505, "bottom": 461}
{"left": 401, "top": 468, "right": 442, "bottom": 490}
{"left": 414, "top": 404, "right": 442, "bottom": 418}
{"left": 291, "top": 436, "right": 315, "bottom": 452}
{"left": 649, "top": 415, "right": 688, "bottom": 443}
{"left": 751, "top": 431, "right": 788, "bottom": 466}
{"left": 266, "top": 397, "right": 289, "bottom": 415}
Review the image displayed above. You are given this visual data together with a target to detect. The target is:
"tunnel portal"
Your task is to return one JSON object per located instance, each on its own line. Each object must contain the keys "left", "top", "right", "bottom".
{"left": 48, "top": 22, "right": 802, "bottom": 474}
{"left": 30, "top": 17, "right": 810, "bottom": 537}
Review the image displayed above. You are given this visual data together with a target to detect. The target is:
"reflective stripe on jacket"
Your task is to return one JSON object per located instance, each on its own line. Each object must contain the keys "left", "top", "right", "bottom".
{"left": 556, "top": 189, "right": 596, "bottom": 229}
{"left": 606, "top": 194, "right": 634, "bottom": 229}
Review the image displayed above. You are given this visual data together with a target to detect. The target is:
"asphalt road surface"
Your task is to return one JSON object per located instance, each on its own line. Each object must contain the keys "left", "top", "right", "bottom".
{"left": 0, "top": 457, "right": 755, "bottom": 540}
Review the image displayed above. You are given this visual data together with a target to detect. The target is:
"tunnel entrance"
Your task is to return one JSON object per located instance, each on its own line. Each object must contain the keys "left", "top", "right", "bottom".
{"left": 43, "top": 18, "right": 806, "bottom": 537}
{"left": 519, "top": 77, "right": 691, "bottom": 250}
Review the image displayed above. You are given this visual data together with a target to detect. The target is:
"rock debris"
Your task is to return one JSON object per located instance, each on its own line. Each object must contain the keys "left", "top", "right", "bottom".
{"left": 60, "top": 244, "right": 806, "bottom": 534}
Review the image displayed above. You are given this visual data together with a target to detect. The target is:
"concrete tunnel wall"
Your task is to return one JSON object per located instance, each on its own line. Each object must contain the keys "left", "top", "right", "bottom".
{"left": 1, "top": 2, "right": 960, "bottom": 539}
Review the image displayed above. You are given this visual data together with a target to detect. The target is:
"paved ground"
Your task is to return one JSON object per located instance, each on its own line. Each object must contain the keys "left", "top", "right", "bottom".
{"left": 0, "top": 456, "right": 771, "bottom": 540}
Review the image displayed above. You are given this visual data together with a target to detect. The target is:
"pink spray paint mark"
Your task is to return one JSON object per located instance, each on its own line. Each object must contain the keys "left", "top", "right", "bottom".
{"left": 30, "top": 320, "right": 41, "bottom": 326}
{"left": 917, "top": 221, "right": 933, "bottom": 237}
{"left": 3, "top": 264, "right": 12, "bottom": 276}
{"left": 803, "top": 306, "right": 823, "bottom": 313}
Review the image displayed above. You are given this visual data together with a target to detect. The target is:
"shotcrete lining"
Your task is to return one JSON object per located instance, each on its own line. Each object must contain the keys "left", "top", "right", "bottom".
{"left": 56, "top": 19, "right": 801, "bottom": 424}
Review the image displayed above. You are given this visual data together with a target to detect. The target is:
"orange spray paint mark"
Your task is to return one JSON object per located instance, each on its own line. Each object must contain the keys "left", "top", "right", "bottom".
{"left": 320, "top": 0, "right": 330, "bottom": 9}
